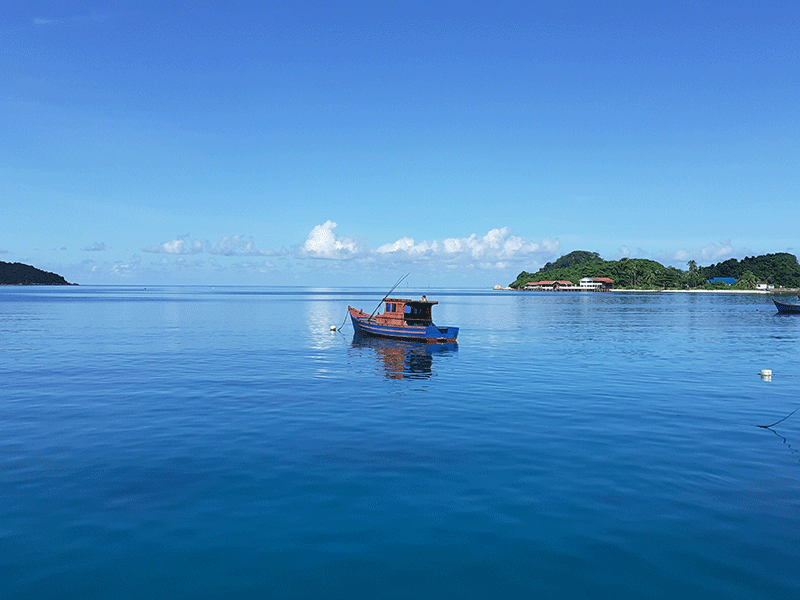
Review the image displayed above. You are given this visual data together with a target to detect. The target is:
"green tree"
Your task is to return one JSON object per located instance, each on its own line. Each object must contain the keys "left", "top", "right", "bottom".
{"left": 685, "top": 260, "right": 703, "bottom": 288}
{"left": 510, "top": 251, "right": 800, "bottom": 290}
{"left": 738, "top": 270, "right": 758, "bottom": 288}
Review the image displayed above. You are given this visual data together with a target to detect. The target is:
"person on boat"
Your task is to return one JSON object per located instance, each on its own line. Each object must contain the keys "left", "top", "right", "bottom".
{"left": 422, "top": 295, "right": 427, "bottom": 301}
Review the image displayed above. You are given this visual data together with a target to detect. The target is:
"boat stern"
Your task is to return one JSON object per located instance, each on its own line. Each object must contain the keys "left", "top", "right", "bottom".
{"left": 424, "top": 324, "right": 459, "bottom": 343}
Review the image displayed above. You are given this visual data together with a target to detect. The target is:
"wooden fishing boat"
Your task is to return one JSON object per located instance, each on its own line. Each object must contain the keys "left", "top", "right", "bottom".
{"left": 348, "top": 298, "right": 459, "bottom": 343}
{"left": 773, "top": 298, "right": 800, "bottom": 314}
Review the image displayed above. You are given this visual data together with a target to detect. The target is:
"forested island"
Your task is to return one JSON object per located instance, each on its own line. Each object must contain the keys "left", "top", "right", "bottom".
{"left": 510, "top": 251, "right": 800, "bottom": 290}
{"left": 0, "top": 261, "right": 75, "bottom": 285}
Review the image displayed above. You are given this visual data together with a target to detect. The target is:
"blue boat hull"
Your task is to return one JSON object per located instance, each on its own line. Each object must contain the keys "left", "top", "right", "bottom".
{"left": 350, "top": 311, "right": 458, "bottom": 343}
{"left": 774, "top": 298, "right": 800, "bottom": 314}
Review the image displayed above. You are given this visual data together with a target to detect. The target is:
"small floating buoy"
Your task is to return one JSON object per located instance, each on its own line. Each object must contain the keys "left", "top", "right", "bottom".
{"left": 760, "top": 369, "right": 772, "bottom": 381}
{"left": 330, "top": 325, "right": 337, "bottom": 331}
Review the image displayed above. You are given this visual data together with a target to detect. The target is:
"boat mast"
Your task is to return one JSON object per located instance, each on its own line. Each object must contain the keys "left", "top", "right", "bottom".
{"left": 369, "top": 273, "right": 410, "bottom": 319}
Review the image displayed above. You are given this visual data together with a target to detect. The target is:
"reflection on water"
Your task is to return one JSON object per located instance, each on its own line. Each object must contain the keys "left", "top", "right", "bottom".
{"left": 349, "top": 332, "right": 457, "bottom": 379}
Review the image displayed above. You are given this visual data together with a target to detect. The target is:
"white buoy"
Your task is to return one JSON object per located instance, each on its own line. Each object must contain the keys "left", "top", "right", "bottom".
{"left": 760, "top": 369, "right": 773, "bottom": 381}
{"left": 330, "top": 325, "right": 337, "bottom": 331}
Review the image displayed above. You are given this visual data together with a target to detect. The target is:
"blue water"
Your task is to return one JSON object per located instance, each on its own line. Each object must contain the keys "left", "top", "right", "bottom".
{"left": 2, "top": 286, "right": 799, "bottom": 599}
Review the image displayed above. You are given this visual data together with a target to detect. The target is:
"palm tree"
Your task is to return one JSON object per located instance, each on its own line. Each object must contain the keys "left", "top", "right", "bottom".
{"left": 686, "top": 260, "right": 700, "bottom": 287}
{"left": 738, "top": 270, "right": 758, "bottom": 289}
{"left": 624, "top": 263, "right": 636, "bottom": 287}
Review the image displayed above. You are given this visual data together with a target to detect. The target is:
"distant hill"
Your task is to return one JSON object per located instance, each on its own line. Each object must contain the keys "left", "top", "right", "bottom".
{"left": 700, "top": 253, "right": 800, "bottom": 288}
{"left": 538, "top": 250, "right": 601, "bottom": 271}
{"left": 511, "top": 254, "right": 674, "bottom": 289}
{"left": 0, "top": 261, "right": 75, "bottom": 285}
{"left": 510, "top": 251, "right": 800, "bottom": 289}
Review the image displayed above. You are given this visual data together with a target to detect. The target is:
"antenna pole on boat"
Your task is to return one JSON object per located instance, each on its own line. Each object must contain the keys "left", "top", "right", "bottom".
{"left": 369, "top": 273, "right": 410, "bottom": 319}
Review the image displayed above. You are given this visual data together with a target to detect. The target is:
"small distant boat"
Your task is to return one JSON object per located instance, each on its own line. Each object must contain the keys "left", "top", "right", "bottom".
{"left": 773, "top": 298, "right": 800, "bottom": 314}
{"left": 349, "top": 298, "right": 459, "bottom": 343}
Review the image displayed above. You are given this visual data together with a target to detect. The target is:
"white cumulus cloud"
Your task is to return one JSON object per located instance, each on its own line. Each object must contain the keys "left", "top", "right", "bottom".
{"left": 300, "top": 220, "right": 364, "bottom": 259}
{"left": 143, "top": 235, "right": 274, "bottom": 256}
{"left": 139, "top": 222, "right": 560, "bottom": 276}
{"left": 377, "top": 237, "right": 439, "bottom": 257}
{"left": 377, "top": 227, "right": 559, "bottom": 267}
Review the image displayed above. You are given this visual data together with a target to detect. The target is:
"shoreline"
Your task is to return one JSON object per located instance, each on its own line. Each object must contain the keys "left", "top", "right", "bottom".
{"left": 499, "top": 287, "right": 799, "bottom": 294}
{"left": 624, "top": 287, "right": 798, "bottom": 294}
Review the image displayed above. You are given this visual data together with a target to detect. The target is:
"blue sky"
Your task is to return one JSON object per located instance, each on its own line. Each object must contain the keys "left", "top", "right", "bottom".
{"left": 2, "top": 1, "right": 798, "bottom": 287}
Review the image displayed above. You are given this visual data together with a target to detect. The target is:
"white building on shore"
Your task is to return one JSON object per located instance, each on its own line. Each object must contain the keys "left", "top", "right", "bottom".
{"left": 578, "top": 277, "right": 614, "bottom": 291}
{"left": 523, "top": 277, "right": 614, "bottom": 291}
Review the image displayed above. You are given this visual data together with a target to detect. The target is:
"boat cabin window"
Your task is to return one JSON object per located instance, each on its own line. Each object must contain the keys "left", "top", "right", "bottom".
{"left": 403, "top": 301, "right": 433, "bottom": 325}
{"left": 386, "top": 302, "right": 397, "bottom": 312}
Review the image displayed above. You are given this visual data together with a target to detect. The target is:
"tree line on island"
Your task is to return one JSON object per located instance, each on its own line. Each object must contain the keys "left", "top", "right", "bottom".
{"left": 4, "top": 253, "right": 799, "bottom": 290}
{"left": 510, "top": 251, "right": 800, "bottom": 290}
{"left": 0, "top": 261, "right": 75, "bottom": 285}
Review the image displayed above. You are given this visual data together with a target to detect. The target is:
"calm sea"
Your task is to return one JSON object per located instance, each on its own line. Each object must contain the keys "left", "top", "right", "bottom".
{"left": 2, "top": 286, "right": 799, "bottom": 599}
